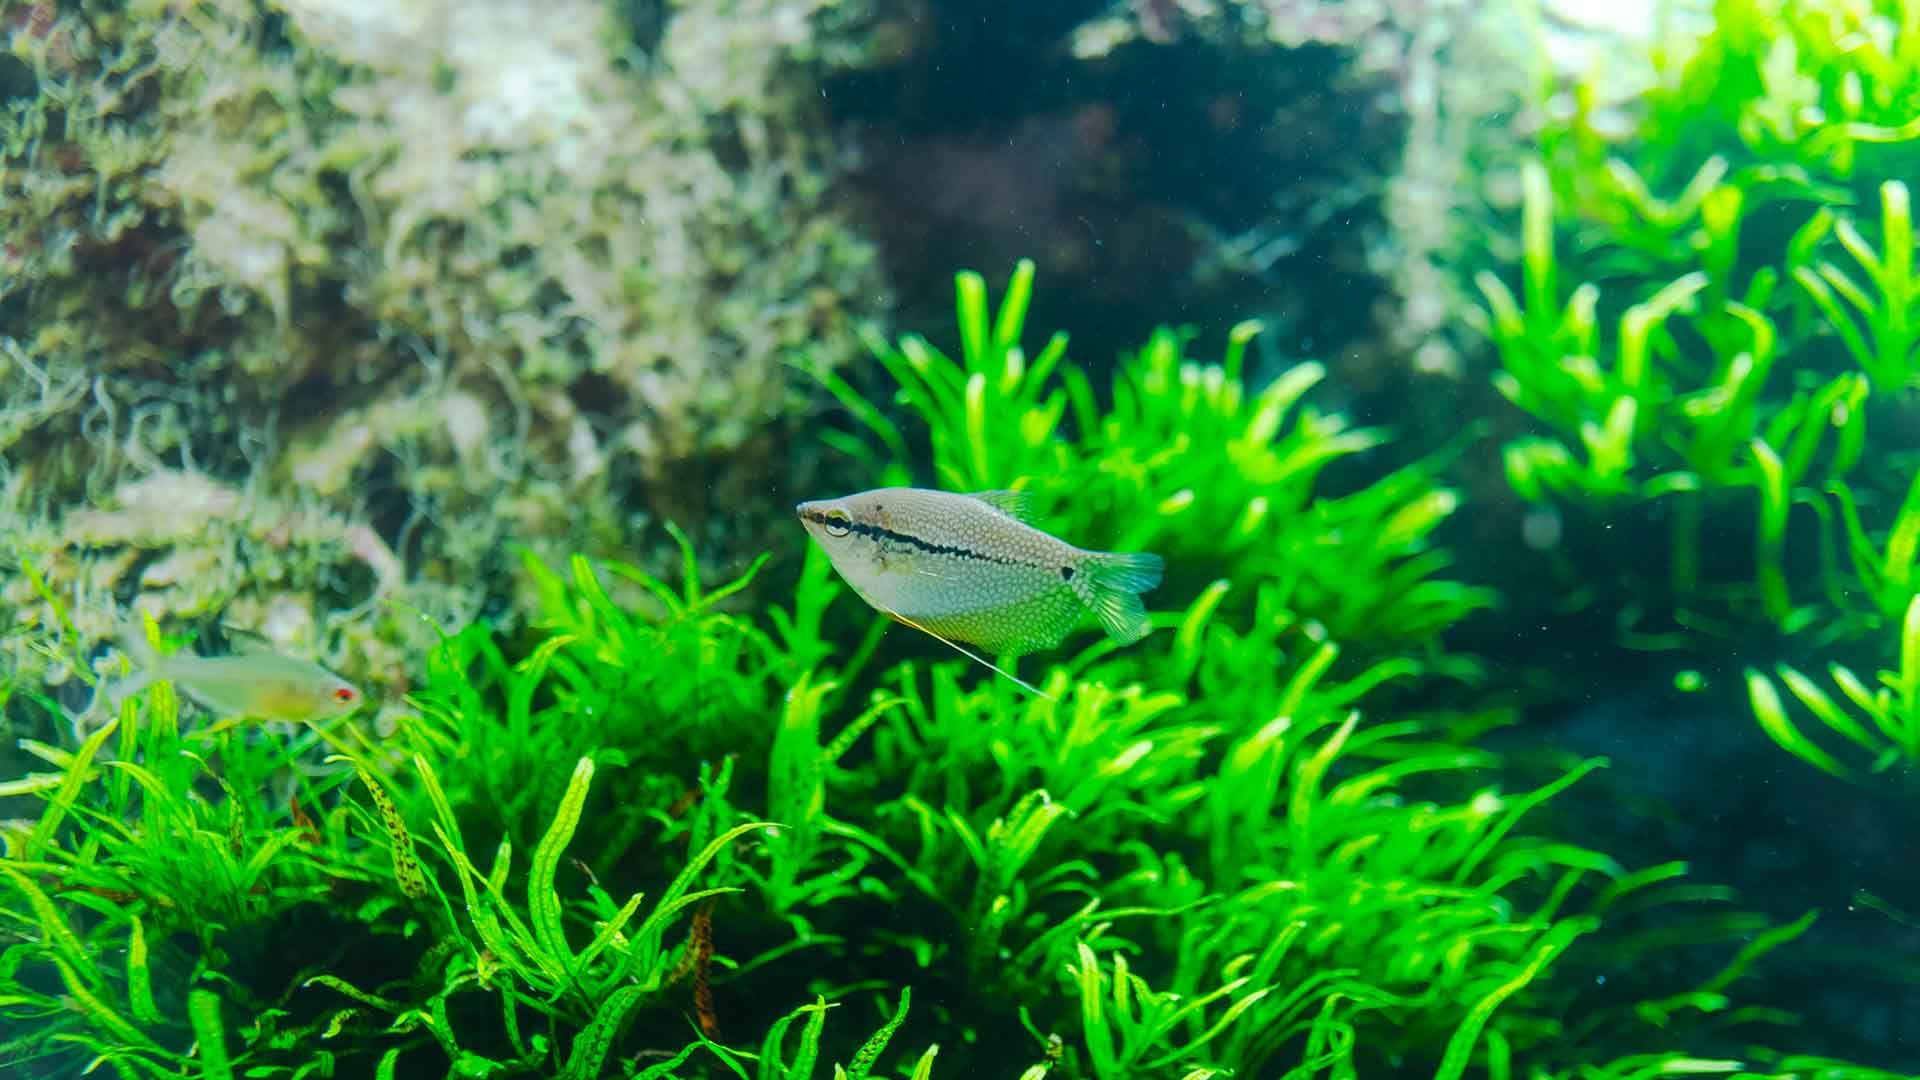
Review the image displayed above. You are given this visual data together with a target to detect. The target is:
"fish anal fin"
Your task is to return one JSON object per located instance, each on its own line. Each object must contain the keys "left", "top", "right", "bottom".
{"left": 967, "top": 489, "right": 1037, "bottom": 523}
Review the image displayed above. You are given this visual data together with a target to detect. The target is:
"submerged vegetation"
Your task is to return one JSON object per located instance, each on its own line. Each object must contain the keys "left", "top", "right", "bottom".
{"left": 812, "top": 260, "right": 1495, "bottom": 655}
{"left": 5, "top": 0, "right": 1920, "bottom": 1077}
{"left": 1469, "top": 0, "right": 1920, "bottom": 800}
{"left": 2, "top": 259, "right": 1909, "bottom": 1077}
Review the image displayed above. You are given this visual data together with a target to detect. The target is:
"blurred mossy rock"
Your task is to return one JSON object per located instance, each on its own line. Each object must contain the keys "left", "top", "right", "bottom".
{"left": 1, "top": 0, "right": 898, "bottom": 698}
{"left": 1039, "top": 0, "right": 1667, "bottom": 390}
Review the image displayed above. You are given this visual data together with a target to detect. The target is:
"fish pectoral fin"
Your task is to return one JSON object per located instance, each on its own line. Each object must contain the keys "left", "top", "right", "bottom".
{"left": 966, "top": 489, "right": 1037, "bottom": 523}
{"left": 881, "top": 605, "right": 1058, "bottom": 703}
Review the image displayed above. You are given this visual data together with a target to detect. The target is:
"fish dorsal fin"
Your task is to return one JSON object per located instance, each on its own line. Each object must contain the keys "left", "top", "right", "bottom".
{"left": 967, "top": 489, "right": 1036, "bottom": 522}
{"left": 882, "top": 605, "right": 1058, "bottom": 702}
{"left": 222, "top": 625, "right": 280, "bottom": 656}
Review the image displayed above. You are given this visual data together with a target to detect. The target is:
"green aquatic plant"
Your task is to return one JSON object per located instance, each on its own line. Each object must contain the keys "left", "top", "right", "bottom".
{"left": 781, "top": 503, "right": 1856, "bottom": 1074}
{"left": 1485, "top": 0, "right": 1920, "bottom": 615}
{"left": 1474, "top": 0, "right": 1920, "bottom": 806}
{"left": 4, "top": 258, "right": 1901, "bottom": 1077}
{"left": 403, "top": 529, "right": 782, "bottom": 852}
{"left": 1791, "top": 180, "right": 1920, "bottom": 394}
{"left": 319, "top": 753, "right": 783, "bottom": 1078}
{"left": 811, "top": 259, "right": 1495, "bottom": 652}
{"left": 1745, "top": 591, "right": 1920, "bottom": 781}
{"left": 1691, "top": 0, "right": 1920, "bottom": 182}
{"left": 1830, "top": 465, "right": 1920, "bottom": 626}
{"left": 0, "top": 581, "right": 939, "bottom": 1079}
{"left": 0, "top": 693, "right": 394, "bottom": 1077}
{"left": 754, "top": 669, "right": 903, "bottom": 918}
{"left": 4, "top": 521, "right": 1869, "bottom": 1078}
{"left": 1529, "top": 0, "right": 1920, "bottom": 285}
{"left": 1476, "top": 158, "right": 1871, "bottom": 634}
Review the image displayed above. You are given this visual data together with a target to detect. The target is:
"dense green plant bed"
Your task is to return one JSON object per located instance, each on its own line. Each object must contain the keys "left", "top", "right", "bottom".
{"left": 1, "top": 263, "right": 1900, "bottom": 1079}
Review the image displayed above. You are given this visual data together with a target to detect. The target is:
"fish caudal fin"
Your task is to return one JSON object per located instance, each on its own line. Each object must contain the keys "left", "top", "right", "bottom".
{"left": 114, "top": 617, "right": 160, "bottom": 669}
{"left": 113, "top": 616, "right": 165, "bottom": 687}
{"left": 1075, "top": 550, "right": 1164, "bottom": 646}
{"left": 90, "top": 616, "right": 161, "bottom": 719}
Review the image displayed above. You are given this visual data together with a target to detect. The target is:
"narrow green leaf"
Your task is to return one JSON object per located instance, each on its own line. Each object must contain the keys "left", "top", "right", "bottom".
{"left": 563, "top": 984, "right": 648, "bottom": 1080}
{"left": 530, "top": 757, "right": 596, "bottom": 982}
{"left": 965, "top": 371, "right": 991, "bottom": 487}
{"left": 1434, "top": 919, "right": 1592, "bottom": 1080}
{"left": 1746, "top": 669, "right": 1853, "bottom": 781}
{"left": 1901, "top": 593, "right": 1920, "bottom": 762}
{"left": 1170, "top": 578, "right": 1232, "bottom": 686}
{"left": 634, "top": 1042, "right": 705, "bottom": 1080}
{"left": 822, "top": 694, "right": 906, "bottom": 765}
{"left": 0, "top": 864, "right": 95, "bottom": 982}
{"left": 355, "top": 767, "right": 427, "bottom": 900}
{"left": 575, "top": 889, "right": 647, "bottom": 986}
{"left": 304, "top": 975, "right": 405, "bottom": 1014}
{"left": 1796, "top": 265, "right": 1876, "bottom": 374}
{"left": 27, "top": 716, "right": 119, "bottom": 861}
{"left": 1776, "top": 666, "right": 1881, "bottom": 755}
{"left": 189, "top": 989, "right": 233, "bottom": 1080}
{"left": 1454, "top": 758, "right": 1605, "bottom": 884}
{"left": 413, "top": 753, "right": 465, "bottom": 858}
{"left": 993, "top": 259, "right": 1035, "bottom": 354}
{"left": 52, "top": 956, "right": 162, "bottom": 1050}
{"left": 789, "top": 996, "right": 832, "bottom": 1080}
{"left": 955, "top": 271, "right": 989, "bottom": 369}
{"left": 1750, "top": 439, "right": 1792, "bottom": 622}
{"left": 700, "top": 552, "right": 772, "bottom": 612}
{"left": 1881, "top": 471, "right": 1920, "bottom": 594}
{"left": 1520, "top": 158, "right": 1555, "bottom": 325}
{"left": 1476, "top": 271, "right": 1525, "bottom": 343}
{"left": 760, "top": 999, "right": 834, "bottom": 1080}
{"left": 843, "top": 987, "right": 911, "bottom": 1080}
{"left": 1619, "top": 273, "right": 1707, "bottom": 389}
{"left": 801, "top": 358, "right": 913, "bottom": 468}
{"left": 128, "top": 915, "right": 160, "bottom": 1024}
{"left": 614, "top": 824, "right": 775, "bottom": 984}
{"left": 1697, "top": 909, "right": 1817, "bottom": 994}
{"left": 20, "top": 558, "right": 95, "bottom": 687}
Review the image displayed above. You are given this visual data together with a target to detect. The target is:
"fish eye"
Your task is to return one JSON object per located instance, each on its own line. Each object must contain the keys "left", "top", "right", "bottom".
{"left": 823, "top": 510, "right": 851, "bottom": 538}
{"left": 332, "top": 686, "right": 357, "bottom": 704}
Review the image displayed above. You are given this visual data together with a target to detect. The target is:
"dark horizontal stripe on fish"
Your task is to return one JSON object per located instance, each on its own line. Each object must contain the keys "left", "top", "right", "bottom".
{"left": 802, "top": 511, "right": 1041, "bottom": 569}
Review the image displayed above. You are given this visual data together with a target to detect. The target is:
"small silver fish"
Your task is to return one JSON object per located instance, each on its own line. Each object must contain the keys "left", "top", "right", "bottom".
{"left": 111, "top": 622, "right": 365, "bottom": 724}
{"left": 796, "top": 487, "right": 1164, "bottom": 664}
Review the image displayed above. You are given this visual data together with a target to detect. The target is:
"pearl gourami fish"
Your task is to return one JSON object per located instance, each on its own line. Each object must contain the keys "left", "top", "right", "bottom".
{"left": 112, "top": 622, "right": 365, "bottom": 724}
{"left": 796, "top": 487, "right": 1163, "bottom": 688}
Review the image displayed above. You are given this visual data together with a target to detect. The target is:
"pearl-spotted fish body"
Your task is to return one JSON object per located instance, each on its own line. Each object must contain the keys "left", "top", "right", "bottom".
{"left": 796, "top": 487, "right": 1164, "bottom": 658}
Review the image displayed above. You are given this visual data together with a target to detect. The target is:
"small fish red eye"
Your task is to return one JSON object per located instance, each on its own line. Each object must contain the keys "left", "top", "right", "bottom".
{"left": 333, "top": 687, "right": 356, "bottom": 703}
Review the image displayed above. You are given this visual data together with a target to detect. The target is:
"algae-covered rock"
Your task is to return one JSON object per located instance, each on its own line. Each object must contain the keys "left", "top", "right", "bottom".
{"left": 1058, "top": 0, "right": 1518, "bottom": 383}
{"left": 2, "top": 0, "right": 890, "bottom": 698}
{"left": 1052, "top": 0, "right": 1664, "bottom": 390}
